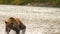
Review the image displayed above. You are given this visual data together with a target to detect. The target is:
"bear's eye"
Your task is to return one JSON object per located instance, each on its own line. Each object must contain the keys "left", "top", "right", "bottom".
{"left": 5, "top": 21, "right": 7, "bottom": 24}
{"left": 11, "top": 23, "right": 13, "bottom": 25}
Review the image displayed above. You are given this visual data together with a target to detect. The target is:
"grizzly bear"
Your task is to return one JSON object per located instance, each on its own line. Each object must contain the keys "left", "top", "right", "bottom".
{"left": 5, "top": 17, "right": 26, "bottom": 34}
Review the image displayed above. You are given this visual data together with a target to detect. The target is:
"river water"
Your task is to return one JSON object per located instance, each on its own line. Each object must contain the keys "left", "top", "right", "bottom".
{"left": 0, "top": 5, "right": 60, "bottom": 34}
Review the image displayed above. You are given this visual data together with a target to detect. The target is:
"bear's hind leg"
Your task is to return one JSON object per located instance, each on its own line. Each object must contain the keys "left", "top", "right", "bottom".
{"left": 20, "top": 25, "right": 26, "bottom": 34}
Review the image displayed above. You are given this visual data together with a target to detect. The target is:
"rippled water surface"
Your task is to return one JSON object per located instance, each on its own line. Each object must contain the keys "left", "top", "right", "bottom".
{"left": 0, "top": 5, "right": 60, "bottom": 34}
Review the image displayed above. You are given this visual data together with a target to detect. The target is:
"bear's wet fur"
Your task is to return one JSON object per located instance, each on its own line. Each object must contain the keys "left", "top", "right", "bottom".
{"left": 5, "top": 17, "right": 26, "bottom": 34}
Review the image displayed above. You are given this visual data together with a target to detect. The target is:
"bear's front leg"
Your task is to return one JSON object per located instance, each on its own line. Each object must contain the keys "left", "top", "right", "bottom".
{"left": 6, "top": 27, "right": 11, "bottom": 34}
{"left": 16, "top": 30, "right": 20, "bottom": 34}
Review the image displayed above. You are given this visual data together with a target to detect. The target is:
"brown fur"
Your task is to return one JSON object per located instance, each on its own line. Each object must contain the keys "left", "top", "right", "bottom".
{"left": 5, "top": 17, "right": 26, "bottom": 34}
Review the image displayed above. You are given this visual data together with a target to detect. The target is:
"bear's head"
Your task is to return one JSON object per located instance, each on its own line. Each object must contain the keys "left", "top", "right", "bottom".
{"left": 5, "top": 17, "right": 20, "bottom": 30}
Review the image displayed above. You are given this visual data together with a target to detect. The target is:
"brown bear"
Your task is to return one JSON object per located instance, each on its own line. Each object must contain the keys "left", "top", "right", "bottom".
{"left": 5, "top": 17, "right": 26, "bottom": 34}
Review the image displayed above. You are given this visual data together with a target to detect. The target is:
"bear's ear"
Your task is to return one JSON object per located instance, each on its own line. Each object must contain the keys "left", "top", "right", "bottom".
{"left": 5, "top": 21, "right": 7, "bottom": 24}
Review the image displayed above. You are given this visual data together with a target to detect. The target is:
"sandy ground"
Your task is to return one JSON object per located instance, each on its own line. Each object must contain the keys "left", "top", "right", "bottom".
{"left": 0, "top": 5, "right": 60, "bottom": 34}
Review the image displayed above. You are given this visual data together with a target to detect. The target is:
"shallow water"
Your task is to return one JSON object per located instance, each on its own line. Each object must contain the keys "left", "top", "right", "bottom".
{"left": 0, "top": 5, "right": 60, "bottom": 34}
